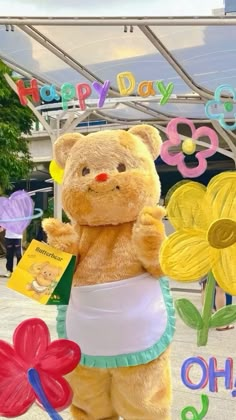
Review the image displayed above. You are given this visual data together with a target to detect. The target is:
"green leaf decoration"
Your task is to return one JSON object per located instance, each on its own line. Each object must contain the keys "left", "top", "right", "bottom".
{"left": 175, "top": 298, "right": 203, "bottom": 330}
{"left": 209, "top": 304, "right": 236, "bottom": 328}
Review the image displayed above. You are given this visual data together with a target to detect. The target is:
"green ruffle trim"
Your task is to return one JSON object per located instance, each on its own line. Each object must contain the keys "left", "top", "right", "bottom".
{"left": 56, "top": 305, "right": 68, "bottom": 338}
{"left": 56, "top": 276, "right": 176, "bottom": 368}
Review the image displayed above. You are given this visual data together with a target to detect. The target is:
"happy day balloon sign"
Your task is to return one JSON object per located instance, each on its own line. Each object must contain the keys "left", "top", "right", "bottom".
{"left": 16, "top": 72, "right": 174, "bottom": 111}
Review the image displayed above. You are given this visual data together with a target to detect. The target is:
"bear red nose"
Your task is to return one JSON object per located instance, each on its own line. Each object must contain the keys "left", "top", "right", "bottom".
{"left": 95, "top": 173, "right": 109, "bottom": 182}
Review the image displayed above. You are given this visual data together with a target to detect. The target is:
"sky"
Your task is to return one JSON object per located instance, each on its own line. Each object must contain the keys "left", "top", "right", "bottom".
{"left": 0, "top": 0, "right": 224, "bottom": 17}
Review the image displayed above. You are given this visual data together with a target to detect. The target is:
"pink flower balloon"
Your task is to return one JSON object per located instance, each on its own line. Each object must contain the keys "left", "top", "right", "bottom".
{"left": 0, "top": 318, "right": 81, "bottom": 418}
{"left": 161, "top": 118, "right": 219, "bottom": 178}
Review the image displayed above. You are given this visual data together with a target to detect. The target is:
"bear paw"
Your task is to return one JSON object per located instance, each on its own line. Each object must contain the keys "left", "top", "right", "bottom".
{"left": 134, "top": 206, "right": 166, "bottom": 237}
{"left": 138, "top": 206, "right": 166, "bottom": 226}
{"left": 42, "top": 218, "right": 79, "bottom": 253}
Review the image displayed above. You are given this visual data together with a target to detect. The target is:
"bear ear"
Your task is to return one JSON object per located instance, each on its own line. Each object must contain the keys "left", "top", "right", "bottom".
{"left": 53, "top": 133, "right": 85, "bottom": 168}
{"left": 128, "top": 125, "right": 162, "bottom": 160}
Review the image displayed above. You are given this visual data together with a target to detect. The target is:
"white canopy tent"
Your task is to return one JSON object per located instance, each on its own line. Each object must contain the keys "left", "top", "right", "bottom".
{"left": 2, "top": 15, "right": 236, "bottom": 124}
{"left": 1, "top": 4, "right": 236, "bottom": 217}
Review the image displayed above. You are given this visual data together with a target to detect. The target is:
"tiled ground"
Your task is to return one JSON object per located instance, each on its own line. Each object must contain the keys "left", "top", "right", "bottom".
{"left": 0, "top": 258, "right": 235, "bottom": 420}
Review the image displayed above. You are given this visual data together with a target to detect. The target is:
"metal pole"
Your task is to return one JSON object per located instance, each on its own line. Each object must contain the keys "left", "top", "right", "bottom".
{"left": 52, "top": 116, "right": 62, "bottom": 220}
{"left": 0, "top": 16, "right": 236, "bottom": 26}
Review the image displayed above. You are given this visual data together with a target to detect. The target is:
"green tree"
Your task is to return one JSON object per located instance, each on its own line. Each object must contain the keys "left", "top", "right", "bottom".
{"left": 0, "top": 60, "right": 35, "bottom": 192}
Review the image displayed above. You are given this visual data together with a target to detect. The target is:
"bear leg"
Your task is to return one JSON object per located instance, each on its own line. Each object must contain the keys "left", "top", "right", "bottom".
{"left": 70, "top": 404, "right": 119, "bottom": 419}
{"left": 111, "top": 349, "right": 172, "bottom": 420}
{"left": 67, "top": 364, "right": 119, "bottom": 420}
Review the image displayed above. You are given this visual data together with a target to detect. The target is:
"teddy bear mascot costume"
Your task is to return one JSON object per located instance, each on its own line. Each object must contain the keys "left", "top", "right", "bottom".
{"left": 43, "top": 125, "right": 176, "bottom": 420}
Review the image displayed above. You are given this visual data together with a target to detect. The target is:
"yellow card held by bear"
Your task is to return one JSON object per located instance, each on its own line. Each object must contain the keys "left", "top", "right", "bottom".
{"left": 7, "top": 239, "right": 76, "bottom": 305}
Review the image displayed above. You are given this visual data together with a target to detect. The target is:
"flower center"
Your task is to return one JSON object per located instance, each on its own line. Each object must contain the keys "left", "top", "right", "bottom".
{"left": 224, "top": 101, "right": 233, "bottom": 112}
{"left": 182, "top": 138, "right": 196, "bottom": 155}
{"left": 208, "top": 219, "right": 236, "bottom": 249}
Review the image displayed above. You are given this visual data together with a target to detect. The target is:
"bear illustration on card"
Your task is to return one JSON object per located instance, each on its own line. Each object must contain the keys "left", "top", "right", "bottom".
{"left": 26, "top": 261, "right": 61, "bottom": 300}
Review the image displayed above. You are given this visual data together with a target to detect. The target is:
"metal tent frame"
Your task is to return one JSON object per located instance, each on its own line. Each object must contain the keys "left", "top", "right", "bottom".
{"left": 1, "top": 15, "right": 236, "bottom": 217}
{"left": 2, "top": 16, "right": 236, "bottom": 123}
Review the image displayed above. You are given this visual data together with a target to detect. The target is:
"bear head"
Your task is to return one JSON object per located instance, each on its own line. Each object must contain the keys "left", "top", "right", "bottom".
{"left": 53, "top": 125, "right": 162, "bottom": 226}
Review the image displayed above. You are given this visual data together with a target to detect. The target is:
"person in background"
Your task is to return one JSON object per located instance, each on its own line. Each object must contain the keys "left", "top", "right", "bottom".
{"left": 226, "top": 293, "right": 233, "bottom": 305}
{"left": 0, "top": 226, "right": 22, "bottom": 277}
{"left": 36, "top": 223, "right": 47, "bottom": 243}
{"left": 214, "top": 285, "right": 234, "bottom": 331}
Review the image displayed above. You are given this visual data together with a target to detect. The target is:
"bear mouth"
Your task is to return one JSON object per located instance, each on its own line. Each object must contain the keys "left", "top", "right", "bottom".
{"left": 88, "top": 186, "right": 120, "bottom": 194}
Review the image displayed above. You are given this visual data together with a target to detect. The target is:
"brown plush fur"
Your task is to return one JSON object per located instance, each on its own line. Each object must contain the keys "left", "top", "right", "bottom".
{"left": 43, "top": 125, "right": 172, "bottom": 419}
{"left": 68, "top": 349, "right": 171, "bottom": 420}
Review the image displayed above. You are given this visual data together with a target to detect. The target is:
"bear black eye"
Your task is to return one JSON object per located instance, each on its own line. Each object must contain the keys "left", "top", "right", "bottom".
{"left": 82, "top": 167, "right": 90, "bottom": 176}
{"left": 117, "top": 163, "right": 126, "bottom": 173}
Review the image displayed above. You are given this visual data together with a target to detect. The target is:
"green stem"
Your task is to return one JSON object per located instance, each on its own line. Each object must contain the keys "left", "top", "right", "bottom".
{"left": 197, "top": 271, "right": 216, "bottom": 346}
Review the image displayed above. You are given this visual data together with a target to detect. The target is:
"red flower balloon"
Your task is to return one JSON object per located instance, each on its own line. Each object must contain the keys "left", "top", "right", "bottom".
{"left": 0, "top": 318, "right": 81, "bottom": 418}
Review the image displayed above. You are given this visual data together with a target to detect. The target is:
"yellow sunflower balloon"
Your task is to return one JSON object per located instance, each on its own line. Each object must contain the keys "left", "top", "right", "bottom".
{"left": 160, "top": 171, "right": 236, "bottom": 295}
{"left": 160, "top": 171, "right": 236, "bottom": 346}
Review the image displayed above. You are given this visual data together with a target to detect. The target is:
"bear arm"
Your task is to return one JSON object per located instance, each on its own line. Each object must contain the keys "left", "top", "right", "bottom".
{"left": 132, "top": 206, "right": 166, "bottom": 277}
{"left": 42, "top": 218, "right": 80, "bottom": 257}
